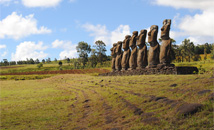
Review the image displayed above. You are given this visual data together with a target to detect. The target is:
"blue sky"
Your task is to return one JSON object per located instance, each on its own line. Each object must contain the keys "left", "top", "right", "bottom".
{"left": 0, "top": 0, "right": 213, "bottom": 61}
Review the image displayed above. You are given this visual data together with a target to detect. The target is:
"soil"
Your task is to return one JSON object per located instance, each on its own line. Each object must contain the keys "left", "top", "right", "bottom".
{"left": 1, "top": 68, "right": 110, "bottom": 75}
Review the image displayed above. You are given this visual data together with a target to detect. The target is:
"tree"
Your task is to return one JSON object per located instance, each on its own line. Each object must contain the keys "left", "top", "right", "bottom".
{"left": 66, "top": 58, "right": 70, "bottom": 63}
{"left": 46, "top": 57, "right": 51, "bottom": 63}
{"left": 93, "top": 40, "right": 107, "bottom": 65}
{"left": 42, "top": 59, "right": 45, "bottom": 63}
{"left": 29, "top": 58, "right": 35, "bottom": 64}
{"left": 58, "top": 61, "right": 62, "bottom": 66}
{"left": 210, "top": 43, "right": 214, "bottom": 59}
{"left": 3, "top": 59, "right": 9, "bottom": 66}
{"left": 89, "top": 49, "right": 98, "bottom": 68}
{"left": 35, "top": 59, "right": 40, "bottom": 64}
{"left": 37, "top": 63, "right": 43, "bottom": 68}
{"left": 180, "top": 39, "right": 195, "bottom": 62}
{"left": 76, "top": 41, "right": 91, "bottom": 68}
{"left": 204, "top": 44, "right": 207, "bottom": 61}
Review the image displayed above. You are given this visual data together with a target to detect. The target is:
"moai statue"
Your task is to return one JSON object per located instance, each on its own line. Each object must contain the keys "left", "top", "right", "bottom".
{"left": 111, "top": 43, "right": 117, "bottom": 72}
{"left": 128, "top": 31, "right": 138, "bottom": 70}
{"left": 115, "top": 41, "right": 123, "bottom": 71}
{"left": 136, "top": 29, "right": 148, "bottom": 69}
{"left": 147, "top": 25, "right": 160, "bottom": 68}
{"left": 159, "top": 19, "right": 174, "bottom": 67}
{"left": 121, "top": 35, "right": 131, "bottom": 71}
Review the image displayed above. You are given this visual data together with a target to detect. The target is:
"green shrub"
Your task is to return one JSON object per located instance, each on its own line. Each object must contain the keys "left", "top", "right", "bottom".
{"left": 37, "top": 63, "right": 43, "bottom": 68}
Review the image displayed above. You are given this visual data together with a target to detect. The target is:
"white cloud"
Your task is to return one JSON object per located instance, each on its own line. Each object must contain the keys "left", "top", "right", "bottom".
{"left": 0, "top": 44, "right": 7, "bottom": 58}
{"left": 82, "top": 23, "right": 131, "bottom": 46}
{"left": 52, "top": 39, "right": 77, "bottom": 59}
{"left": 0, "top": 12, "right": 51, "bottom": 40}
{"left": 11, "top": 41, "right": 48, "bottom": 61}
{"left": 154, "top": 0, "right": 214, "bottom": 11}
{"left": 0, "top": 0, "right": 10, "bottom": 5}
{"left": 154, "top": 0, "right": 214, "bottom": 45}
{"left": 22, "top": 0, "right": 62, "bottom": 8}
{"left": 1, "top": 51, "right": 7, "bottom": 57}
{"left": 0, "top": 44, "right": 6, "bottom": 49}
{"left": 178, "top": 11, "right": 214, "bottom": 37}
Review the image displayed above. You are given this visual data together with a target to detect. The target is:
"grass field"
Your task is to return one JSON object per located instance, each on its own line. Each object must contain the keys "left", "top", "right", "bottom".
{"left": 1, "top": 65, "right": 214, "bottom": 129}
{"left": 0, "top": 60, "right": 214, "bottom": 129}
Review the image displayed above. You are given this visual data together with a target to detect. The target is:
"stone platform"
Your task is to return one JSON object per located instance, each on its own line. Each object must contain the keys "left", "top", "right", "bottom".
{"left": 100, "top": 66, "right": 198, "bottom": 76}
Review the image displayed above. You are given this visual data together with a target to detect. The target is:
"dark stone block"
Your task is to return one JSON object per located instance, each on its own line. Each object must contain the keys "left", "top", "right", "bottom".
{"left": 176, "top": 66, "right": 198, "bottom": 74}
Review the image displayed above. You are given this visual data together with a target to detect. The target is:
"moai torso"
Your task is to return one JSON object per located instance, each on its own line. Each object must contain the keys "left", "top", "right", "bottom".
{"left": 147, "top": 25, "right": 160, "bottom": 68}
{"left": 111, "top": 43, "right": 117, "bottom": 72}
{"left": 115, "top": 41, "right": 123, "bottom": 71}
{"left": 159, "top": 19, "right": 173, "bottom": 65}
{"left": 137, "top": 29, "right": 148, "bottom": 69}
{"left": 121, "top": 35, "right": 131, "bottom": 71}
{"left": 129, "top": 31, "right": 138, "bottom": 70}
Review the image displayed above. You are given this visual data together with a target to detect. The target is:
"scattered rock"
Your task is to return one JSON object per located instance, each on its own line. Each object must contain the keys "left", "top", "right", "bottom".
{"left": 84, "top": 105, "right": 90, "bottom": 108}
{"left": 154, "top": 96, "right": 166, "bottom": 101}
{"left": 70, "top": 104, "right": 75, "bottom": 108}
{"left": 99, "top": 79, "right": 104, "bottom": 83}
{"left": 83, "top": 99, "right": 90, "bottom": 103}
{"left": 176, "top": 103, "right": 203, "bottom": 116}
{"left": 164, "top": 99, "right": 177, "bottom": 105}
{"left": 134, "top": 108, "right": 143, "bottom": 115}
{"left": 208, "top": 93, "right": 214, "bottom": 100}
{"left": 95, "top": 83, "right": 98, "bottom": 85}
{"left": 170, "top": 84, "right": 177, "bottom": 87}
{"left": 141, "top": 112, "right": 154, "bottom": 118}
{"left": 108, "top": 80, "right": 111, "bottom": 82}
{"left": 105, "top": 116, "right": 114, "bottom": 124}
{"left": 109, "top": 128, "right": 120, "bottom": 130}
{"left": 142, "top": 117, "right": 159, "bottom": 124}
{"left": 198, "top": 90, "right": 211, "bottom": 95}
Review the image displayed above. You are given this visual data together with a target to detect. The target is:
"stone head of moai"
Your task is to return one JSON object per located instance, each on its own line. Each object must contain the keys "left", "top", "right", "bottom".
{"left": 123, "top": 35, "right": 131, "bottom": 51}
{"left": 111, "top": 43, "right": 117, "bottom": 56}
{"left": 137, "top": 29, "right": 147, "bottom": 47}
{"left": 116, "top": 41, "right": 123, "bottom": 54}
{"left": 148, "top": 25, "right": 158, "bottom": 46}
{"left": 161, "top": 19, "right": 171, "bottom": 40}
{"left": 129, "top": 31, "right": 138, "bottom": 49}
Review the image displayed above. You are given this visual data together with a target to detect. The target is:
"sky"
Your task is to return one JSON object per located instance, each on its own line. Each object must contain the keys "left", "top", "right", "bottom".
{"left": 0, "top": 0, "right": 214, "bottom": 61}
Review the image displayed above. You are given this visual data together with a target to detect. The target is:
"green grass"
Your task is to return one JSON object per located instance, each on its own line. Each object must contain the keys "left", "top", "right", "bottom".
{"left": 1, "top": 71, "right": 213, "bottom": 129}
{"left": 0, "top": 75, "right": 53, "bottom": 80}
{"left": 0, "top": 60, "right": 213, "bottom": 129}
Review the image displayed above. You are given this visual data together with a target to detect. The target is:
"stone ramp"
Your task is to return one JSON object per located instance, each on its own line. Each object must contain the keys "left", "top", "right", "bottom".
{"left": 100, "top": 66, "right": 198, "bottom": 76}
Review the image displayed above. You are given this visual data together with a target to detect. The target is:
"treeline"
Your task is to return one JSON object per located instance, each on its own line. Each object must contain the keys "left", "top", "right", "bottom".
{"left": 0, "top": 40, "right": 111, "bottom": 68}
{"left": 0, "top": 58, "right": 52, "bottom": 66}
{"left": 1, "top": 39, "right": 214, "bottom": 67}
{"left": 171, "top": 39, "right": 214, "bottom": 62}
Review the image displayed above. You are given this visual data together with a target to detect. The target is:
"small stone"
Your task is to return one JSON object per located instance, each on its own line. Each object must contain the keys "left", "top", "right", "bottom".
{"left": 170, "top": 84, "right": 177, "bottom": 87}
{"left": 99, "top": 79, "right": 104, "bottom": 83}
{"left": 198, "top": 90, "right": 211, "bottom": 95}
